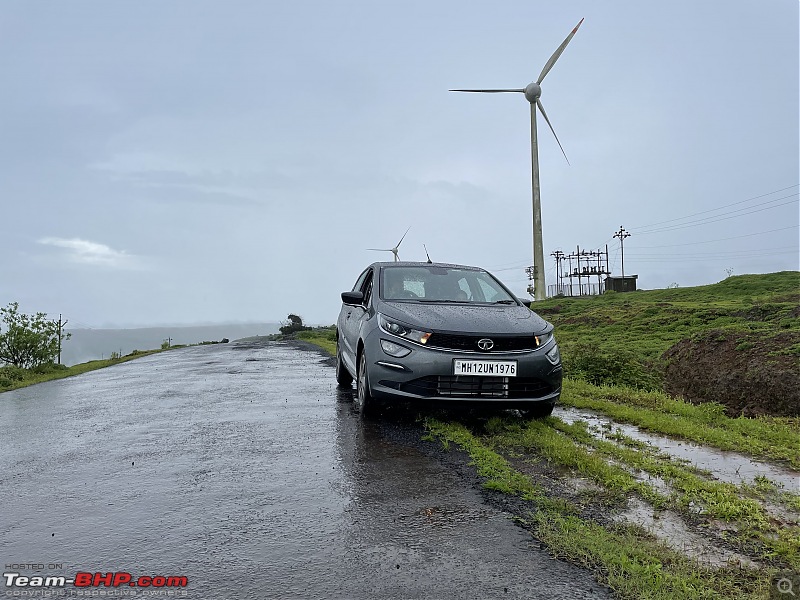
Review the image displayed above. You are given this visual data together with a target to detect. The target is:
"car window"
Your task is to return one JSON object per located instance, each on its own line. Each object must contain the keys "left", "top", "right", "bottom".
{"left": 352, "top": 269, "right": 370, "bottom": 292}
{"left": 476, "top": 278, "right": 498, "bottom": 302}
{"left": 362, "top": 271, "right": 373, "bottom": 307}
{"left": 457, "top": 278, "right": 472, "bottom": 299}
{"left": 382, "top": 268, "right": 425, "bottom": 299}
{"left": 379, "top": 266, "right": 515, "bottom": 303}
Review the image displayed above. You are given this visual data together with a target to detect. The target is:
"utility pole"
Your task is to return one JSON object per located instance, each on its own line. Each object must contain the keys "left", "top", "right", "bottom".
{"left": 613, "top": 226, "right": 631, "bottom": 279}
{"left": 525, "top": 266, "right": 535, "bottom": 298}
{"left": 57, "top": 314, "right": 68, "bottom": 365}
{"left": 551, "top": 250, "right": 565, "bottom": 296}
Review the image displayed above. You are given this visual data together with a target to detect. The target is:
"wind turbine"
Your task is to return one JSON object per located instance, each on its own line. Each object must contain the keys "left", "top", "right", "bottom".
{"left": 450, "top": 18, "right": 584, "bottom": 301}
{"left": 367, "top": 227, "right": 410, "bottom": 262}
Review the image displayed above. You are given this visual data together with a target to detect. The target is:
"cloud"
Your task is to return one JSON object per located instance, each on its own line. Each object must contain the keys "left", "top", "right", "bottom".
{"left": 37, "top": 237, "right": 142, "bottom": 269}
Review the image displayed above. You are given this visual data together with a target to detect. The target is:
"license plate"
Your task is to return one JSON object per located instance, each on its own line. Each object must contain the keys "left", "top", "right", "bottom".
{"left": 453, "top": 360, "right": 517, "bottom": 377}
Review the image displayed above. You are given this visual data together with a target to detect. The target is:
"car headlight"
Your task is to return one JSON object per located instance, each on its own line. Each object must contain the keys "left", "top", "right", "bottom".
{"left": 378, "top": 313, "right": 432, "bottom": 345}
{"left": 380, "top": 339, "right": 412, "bottom": 358}
{"left": 545, "top": 344, "right": 561, "bottom": 365}
{"left": 535, "top": 331, "right": 553, "bottom": 347}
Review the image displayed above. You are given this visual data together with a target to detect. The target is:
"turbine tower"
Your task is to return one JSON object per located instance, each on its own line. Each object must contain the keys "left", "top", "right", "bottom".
{"left": 367, "top": 227, "right": 410, "bottom": 262}
{"left": 450, "top": 18, "right": 584, "bottom": 301}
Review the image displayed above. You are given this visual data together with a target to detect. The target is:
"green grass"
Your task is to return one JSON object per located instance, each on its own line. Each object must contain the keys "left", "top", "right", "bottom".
{"left": 536, "top": 271, "right": 800, "bottom": 390}
{"left": 425, "top": 418, "right": 772, "bottom": 600}
{"left": 296, "top": 326, "right": 337, "bottom": 355}
{"left": 480, "top": 414, "right": 800, "bottom": 569}
{"left": 544, "top": 418, "right": 799, "bottom": 567}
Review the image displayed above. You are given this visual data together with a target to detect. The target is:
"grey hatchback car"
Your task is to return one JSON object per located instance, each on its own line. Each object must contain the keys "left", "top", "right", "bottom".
{"left": 335, "top": 262, "right": 562, "bottom": 417}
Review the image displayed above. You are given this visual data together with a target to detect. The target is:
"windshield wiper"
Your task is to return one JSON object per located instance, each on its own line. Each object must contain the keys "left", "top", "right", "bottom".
{"left": 493, "top": 299, "right": 518, "bottom": 305}
{"left": 417, "top": 299, "right": 470, "bottom": 304}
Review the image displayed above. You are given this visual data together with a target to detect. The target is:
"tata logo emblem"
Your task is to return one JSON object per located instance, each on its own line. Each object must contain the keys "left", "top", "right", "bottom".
{"left": 477, "top": 338, "right": 494, "bottom": 351}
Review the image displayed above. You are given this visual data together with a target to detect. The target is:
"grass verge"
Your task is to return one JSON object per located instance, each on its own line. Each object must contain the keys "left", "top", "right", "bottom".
{"left": 0, "top": 348, "right": 171, "bottom": 393}
{"left": 502, "top": 416, "right": 799, "bottom": 568}
{"left": 425, "top": 418, "right": 773, "bottom": 600}
{"left": 295, "top": 327, "right": 336, "bottom": 355}
{"left": 560, "top": 379, "right": 800, "bottom": 468}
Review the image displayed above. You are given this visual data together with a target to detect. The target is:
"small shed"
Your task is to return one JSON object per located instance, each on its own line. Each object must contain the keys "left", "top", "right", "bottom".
{"left": 604, "top": 275, "right": 638, "bottom": 293}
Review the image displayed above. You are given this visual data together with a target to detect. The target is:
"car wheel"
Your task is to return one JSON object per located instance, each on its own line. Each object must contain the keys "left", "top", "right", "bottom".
{"left": 356, "top": 350, "right": 375, "bottom": 415}
{"left": 335, "top": 338, "right": 353, "bottom": 386}
{"left": 519, "top": 401, "right": 555, "bottom": 420}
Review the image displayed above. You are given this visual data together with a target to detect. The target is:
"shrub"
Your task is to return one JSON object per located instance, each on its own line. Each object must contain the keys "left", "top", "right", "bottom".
{"left": 30, "top": 362, "right": 67, "bottom": 375}
{"left": 0, "top": 365, "right": 28, "bottom": 381}
{"left": 566, "top": 342, "right": 661, "bottom": 391}
{"left": 0, "top": 302, "right": 71, "bottom": 368}
{"left": 279, "top": 314, "right": 312, "bottom": 335}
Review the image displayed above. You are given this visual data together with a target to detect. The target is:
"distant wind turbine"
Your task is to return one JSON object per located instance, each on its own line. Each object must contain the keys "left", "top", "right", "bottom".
{"left": 368, "top": 227, "right": 410, "bottom": 262}
{"left": 450, "top": 18, "right": 584, "bottom": 301}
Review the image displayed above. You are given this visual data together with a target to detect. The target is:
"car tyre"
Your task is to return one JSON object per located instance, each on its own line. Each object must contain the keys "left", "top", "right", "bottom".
{"left": 335, "top": 338, "right": 353, "bottom": 386}
{"left": 519, "top": 401, "right": 555, "bottom": 420}
{"left": 356, "top": 350, "right": 376, "bottom": 415}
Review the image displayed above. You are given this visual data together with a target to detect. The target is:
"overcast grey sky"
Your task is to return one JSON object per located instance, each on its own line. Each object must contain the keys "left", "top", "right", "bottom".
{"left": 1, "top": 1, "right": 797, "bottom": 327}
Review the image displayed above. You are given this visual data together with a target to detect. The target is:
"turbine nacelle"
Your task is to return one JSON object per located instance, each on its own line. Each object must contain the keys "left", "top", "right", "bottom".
{"left": 523, "top": 82, "right": 542, "bottom": 104}
{"left": 367, "top": 227, "right": 411, "bottom": 262}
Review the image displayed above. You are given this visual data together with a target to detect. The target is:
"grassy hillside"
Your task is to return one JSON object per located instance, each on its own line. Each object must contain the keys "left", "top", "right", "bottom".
{"left": 534, "top": 271, "right": 799, "bottom": 416}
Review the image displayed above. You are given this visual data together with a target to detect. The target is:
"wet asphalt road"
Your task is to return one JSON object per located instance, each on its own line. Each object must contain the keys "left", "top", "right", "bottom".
{"left": 1, "top": 340, "right": 609, "bottom": 599}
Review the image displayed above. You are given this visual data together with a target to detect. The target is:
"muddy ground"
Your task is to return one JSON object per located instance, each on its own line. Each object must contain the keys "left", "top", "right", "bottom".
{"left": 662, "top": 328, "right": 800, "bottom": 417}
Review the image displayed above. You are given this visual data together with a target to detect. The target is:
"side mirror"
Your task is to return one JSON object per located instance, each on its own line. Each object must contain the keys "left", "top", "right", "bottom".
{"left": 341, "top": 291, "right": 365, "bottom": 306}
{"left": 517, "top": 297, "right": 533, "bottom": 309}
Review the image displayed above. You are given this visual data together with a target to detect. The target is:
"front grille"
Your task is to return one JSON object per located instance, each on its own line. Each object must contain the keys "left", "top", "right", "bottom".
{"left": 397, "top": 376, "right": 553, "bottom": 399}
{"left": 426, "top": 333, "right": 537, "bottom": 353}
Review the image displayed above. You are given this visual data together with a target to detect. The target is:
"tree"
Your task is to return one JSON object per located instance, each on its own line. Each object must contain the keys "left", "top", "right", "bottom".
{"left": 279, "top": 313, "right": 311, "bottom": 335}
{"left": 0, "top": 303, "right": 71, "bottom": 369}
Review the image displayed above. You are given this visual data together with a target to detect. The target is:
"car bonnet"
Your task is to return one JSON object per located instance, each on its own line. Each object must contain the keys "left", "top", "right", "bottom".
{"left": 379, "top": 301, "right": 551, "bottom": 335}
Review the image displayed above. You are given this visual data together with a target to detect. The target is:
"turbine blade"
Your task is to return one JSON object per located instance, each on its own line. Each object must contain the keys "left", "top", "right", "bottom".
{"left": 537, "top": 18, "right": 584, "bottom": 84}
{"left": 396, "top": 227, "right": 411, "bottom": 247}
{"left": 536, "top": 100, "right": 570, "bottom": 165}
{"left": 449, "top": 89, "right": 525, "bottom": 93}
{"left": 367, "top": 248, "right": 392, "bottom": 252}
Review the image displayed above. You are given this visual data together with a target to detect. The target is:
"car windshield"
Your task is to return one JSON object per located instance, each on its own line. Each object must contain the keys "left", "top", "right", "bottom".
{"left": 380, "top": 266, "right": 517, "bottom": 304}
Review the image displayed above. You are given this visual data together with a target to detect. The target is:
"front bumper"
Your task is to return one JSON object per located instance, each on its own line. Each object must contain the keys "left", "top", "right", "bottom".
{"left": 364, "top": 329, "right": 563, "bottom": 407}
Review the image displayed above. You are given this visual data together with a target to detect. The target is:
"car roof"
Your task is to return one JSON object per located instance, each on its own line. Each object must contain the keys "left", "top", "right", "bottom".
{"left": 371, "top": 261, "right": 484, "bottom": 271}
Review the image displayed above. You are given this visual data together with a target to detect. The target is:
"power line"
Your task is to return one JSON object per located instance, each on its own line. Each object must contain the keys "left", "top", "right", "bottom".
{"left": 633, "top": 196, "right": 798, "bottom": 235}
{"left": 631, "top": 225, "right": 799, "bottom": 249}
{"left": 630, "top": 184, "right": 799, "bottom": 230}
{"left": 627, "top": 250, "right": 798, "bottom": 263}
{"left": 632, "top": 246, "right": 797, "bottom": 258}
{"left": 492, "top": 263, "right": 533, "bottom": 272}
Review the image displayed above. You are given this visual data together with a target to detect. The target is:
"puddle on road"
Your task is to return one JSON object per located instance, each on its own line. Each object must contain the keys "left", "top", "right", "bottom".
{"left": 613, "top": 498, "right": 760, "bottom": 569}
{"left": 554, "top": 407, "right": 800, "bottom": 491}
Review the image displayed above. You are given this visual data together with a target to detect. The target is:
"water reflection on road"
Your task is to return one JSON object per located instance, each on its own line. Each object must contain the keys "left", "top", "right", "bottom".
{"left": 0, "top": 341, "right": 607, "bottom": 599}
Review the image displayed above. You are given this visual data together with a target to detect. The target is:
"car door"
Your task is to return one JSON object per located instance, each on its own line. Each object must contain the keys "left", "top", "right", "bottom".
{"left": 339, "top": 267, "right": 372, "bottom": 375}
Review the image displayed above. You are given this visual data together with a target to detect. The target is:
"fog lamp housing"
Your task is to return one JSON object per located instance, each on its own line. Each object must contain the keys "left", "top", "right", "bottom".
{"left": 545, "top": 344, "right": 561, "bottom": 365}
{"left": 381, "top": 339, "right": 412, "bottom": 358}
